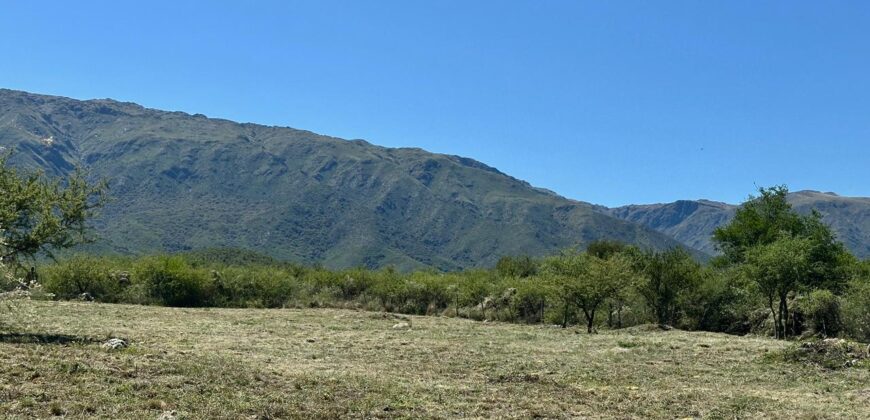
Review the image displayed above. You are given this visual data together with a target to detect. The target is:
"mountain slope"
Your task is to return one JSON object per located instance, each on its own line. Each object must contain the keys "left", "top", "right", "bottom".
{"left": 0, "top": 88, "right": 698, "bottom": 270}
{"left": 608, "top": 191, "right": 870, "bottom": 259}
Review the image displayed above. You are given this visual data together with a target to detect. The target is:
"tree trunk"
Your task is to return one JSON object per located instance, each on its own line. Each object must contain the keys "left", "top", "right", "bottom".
{"left": 561, "top": 301, "right": 569, "bottom": 328}
{"left": 768, "top": 295, "right": 780, "bottom": 339}
{"left": 781, "top": 293, "right": 790, "bottom": 339}
{"left": 607, "top": 302, "right": 614, "bottom": 329}
{"left": 617, "top": 304, "right": 623, "bottom": 329}
{"left": 582, "top": 307, "right": 596, "bottom": 334}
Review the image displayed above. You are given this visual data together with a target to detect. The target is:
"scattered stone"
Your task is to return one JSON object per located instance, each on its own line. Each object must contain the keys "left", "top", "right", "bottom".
{"left": 392, "top": 322, "right": 411, "bottom": 330}
{"left": 101, "top": 338, "right": 128, "bottom": 350}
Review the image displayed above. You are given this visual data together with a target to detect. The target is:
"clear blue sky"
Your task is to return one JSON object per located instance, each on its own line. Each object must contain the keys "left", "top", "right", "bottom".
{"left": 1, "top": 1, "right": 868, "bottom": 206}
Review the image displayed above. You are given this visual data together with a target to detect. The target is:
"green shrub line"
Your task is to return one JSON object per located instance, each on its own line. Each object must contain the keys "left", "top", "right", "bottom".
{"left": 27, "top": 249, "right": 870, "bottom": 342}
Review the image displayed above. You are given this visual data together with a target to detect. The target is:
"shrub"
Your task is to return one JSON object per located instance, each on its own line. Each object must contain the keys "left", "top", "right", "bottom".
{"left": 135, "top": 256, "right": 210, "bottom": 307}
{"left": 42, "top": 255, "right": 121, "bottom": 301}
{"left": 798, "top": 289, "right": 842, "bottom": 337}
{"left": 842, "top": 276, "right": 870, "bottom": 342}
{"left": 508, "top": 278, "right": 548, "bottom": 323}
{"left": 213, "top": 266, "right": 298, "bottom": 308}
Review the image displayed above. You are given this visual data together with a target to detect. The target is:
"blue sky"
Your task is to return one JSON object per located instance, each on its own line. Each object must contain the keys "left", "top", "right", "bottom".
{"left": 1, "top": 1, "right": 868, "bottom": 206}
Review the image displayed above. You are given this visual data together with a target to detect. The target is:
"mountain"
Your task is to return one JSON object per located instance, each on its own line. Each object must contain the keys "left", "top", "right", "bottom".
{"left": 0, "top": 88, "right": 699, "bottom": 270}
{"left": 607, "top": 191, "right": 870, "bottom": 259}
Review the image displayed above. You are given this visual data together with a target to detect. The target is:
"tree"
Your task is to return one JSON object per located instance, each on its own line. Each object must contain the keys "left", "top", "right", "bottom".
{"left": 637, "top": 248, "right": 702, "bottom": 327}
{"left": 0, "top": 153, "right": 106, "bottom": 268}
{"left": 540, "top": 251, "right": 585, "bottom": 328}
{"left": 541, "top": 250, "right": 634, "bottom": 333}
{"left": 577, "top": 254, "right": 636, "bottom": 333}
{"left": 713, "top": 186, "right": 805, "bottom": 264}
{"left": 742, "top": 234, "right": 812, "bottom": 339}
{"left": 713, "top": 185, "right": 854, "bottom": 338}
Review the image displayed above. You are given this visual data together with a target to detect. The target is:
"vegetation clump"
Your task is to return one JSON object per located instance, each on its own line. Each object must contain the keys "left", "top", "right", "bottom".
{"left": 774, "top": 338, "right": 869, "bottom": 370}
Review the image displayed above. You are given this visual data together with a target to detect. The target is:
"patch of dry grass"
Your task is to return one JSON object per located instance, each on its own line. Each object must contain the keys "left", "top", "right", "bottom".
{"left": 1, "top": 300, "right": 868, "bottom": 418}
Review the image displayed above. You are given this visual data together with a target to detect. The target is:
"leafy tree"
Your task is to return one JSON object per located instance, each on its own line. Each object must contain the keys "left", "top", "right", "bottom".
{"left": 637, "top": 248, "right": 702, "bottom": 327}
{"left": 0, "top": 153, "right": 107, "bottom": 267}
{"left": 542, "top": 250, "right": 635, "bottom": 332}
{"left": 742, "top": 234, "right": 812, "bottom": 339}
{"left": 714, "top": 185, "right": 854, "bottom": 338}
{"left": 540, "top": 252, "right": 585, "bottom": 328}
{"left": 713, "top": 185, "right": 852, "bottom": 291}
{"left": 577, "top": 254, "right": 636, "bottom": 333}
{"left": 713, "top": 186, "right": 805, "bottom": 264}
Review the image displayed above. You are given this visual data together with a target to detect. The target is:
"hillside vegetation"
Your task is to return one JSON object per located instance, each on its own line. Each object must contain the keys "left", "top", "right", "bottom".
{"left": 0, "top": 88, "right": 692, "bottom": 271}
{"left": 1, "top": 300, "right": 868, "bottom": 419}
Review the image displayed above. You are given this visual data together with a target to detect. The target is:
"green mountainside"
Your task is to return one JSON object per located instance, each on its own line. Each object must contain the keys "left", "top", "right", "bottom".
{"left": 608, "top": 191, "right": 870, "bottom": 259}
{"left": 0, "top": 88, "right": 696, "bottom": 270}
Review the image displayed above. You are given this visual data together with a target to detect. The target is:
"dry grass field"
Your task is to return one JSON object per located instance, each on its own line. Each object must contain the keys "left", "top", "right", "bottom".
{"left": 1, "top": 300, "right": 868, "bottom": 419}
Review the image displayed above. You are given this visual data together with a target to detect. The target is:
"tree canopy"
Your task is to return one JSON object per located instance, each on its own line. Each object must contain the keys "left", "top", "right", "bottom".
{"left": 0, "top": 153, "right": 107, "bottom": 267}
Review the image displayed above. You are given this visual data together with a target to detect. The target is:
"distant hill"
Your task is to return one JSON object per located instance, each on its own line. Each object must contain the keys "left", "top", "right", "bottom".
{"left": 607, "top": 191, "right": 870, "bottom": 259}
{"left": 0, "top": 88, "right": 697, "bottom": 270}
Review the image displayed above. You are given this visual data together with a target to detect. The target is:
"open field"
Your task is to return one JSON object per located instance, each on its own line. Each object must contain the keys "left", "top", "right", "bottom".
{"left": 1, "top": 301, "right": 869, "bottom": 419}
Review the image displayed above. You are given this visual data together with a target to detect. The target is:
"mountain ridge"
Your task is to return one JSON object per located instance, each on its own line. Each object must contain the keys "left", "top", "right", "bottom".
{"left": 0, "top": 88, "right": 701, "bottom": 270}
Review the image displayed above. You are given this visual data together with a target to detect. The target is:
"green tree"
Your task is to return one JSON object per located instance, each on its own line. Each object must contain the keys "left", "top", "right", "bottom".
{"left": 540, "top": 251, "right": 585, "bottom": 328}
{"left": 0, "top": 153, "right": 107, "bottom": 267}
{"left": 713, "top": 185, "right": 852, "bottom": 291}
{"left": 637, "top": 248, "right": 702, "bottom": 327}
{"left": 714, "top": 185, "right": 854, "bottom": 338}
{"left": 713, "top": 186, "right": 804, "bottom": 264}
{"left": 578, "top": 253, "right": 636, "bottom": 333}
{"left": 542, "top": 250, "right": 634, "bottom": 333}
{"left": 742, "top": 234, "right": 812, "bottom": 339}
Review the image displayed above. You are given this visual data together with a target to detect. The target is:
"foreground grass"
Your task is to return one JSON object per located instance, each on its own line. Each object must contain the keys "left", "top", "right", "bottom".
{"left": 0, "top": 301, "right": 868, "bottom": 419}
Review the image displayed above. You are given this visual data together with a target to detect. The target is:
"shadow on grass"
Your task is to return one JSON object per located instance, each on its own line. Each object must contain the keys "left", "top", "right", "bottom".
{"left": 0, "top": 332, "right": 103, "bottom": 345}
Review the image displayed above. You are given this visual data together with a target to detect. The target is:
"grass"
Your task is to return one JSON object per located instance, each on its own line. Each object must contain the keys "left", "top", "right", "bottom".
{"left": 1, "top": 300, "right": 868, "bottom": 419}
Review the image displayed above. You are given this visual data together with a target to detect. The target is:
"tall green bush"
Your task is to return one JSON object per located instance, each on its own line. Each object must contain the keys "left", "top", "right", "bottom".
{"left": 842, "top": 276, "right": 870, "bottom": 342}
{"left": 42, "top": 255, "right": 121, "bottom": 301}
{"left": 135, "top": 256, "right": 210, "bottom": 307}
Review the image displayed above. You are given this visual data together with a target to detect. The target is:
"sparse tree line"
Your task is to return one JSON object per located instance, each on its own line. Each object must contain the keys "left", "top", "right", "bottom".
{"left": 1, "top": 153, "right": 869, "bottom": 341}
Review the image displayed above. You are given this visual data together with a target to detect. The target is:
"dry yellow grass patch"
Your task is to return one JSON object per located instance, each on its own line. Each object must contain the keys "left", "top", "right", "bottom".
{"left": 1, "top": 300, "right": 868, "bottom": 419}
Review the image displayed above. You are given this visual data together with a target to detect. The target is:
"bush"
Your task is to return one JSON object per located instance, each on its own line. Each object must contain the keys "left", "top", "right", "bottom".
{"left": 42, "top": 255, "right": 122, "bottom": 301}
{"left": 842, "top": 276, "right": 870, "bottom": 342}
{"left": 213, "top": 266, "right": 298, "bottom": 308}
{"left": 135, "top": 256, "right": 210, "bottom": 307}
{"left": 799, "top": 289, "right": 843, "bottom": 337}
{"left": 508, "top": 278, "right": 548, "bottom": 323}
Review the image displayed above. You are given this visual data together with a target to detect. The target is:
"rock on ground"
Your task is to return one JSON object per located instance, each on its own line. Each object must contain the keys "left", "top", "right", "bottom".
{"left": 101, "top": 338, "right": 128, "bottom": 350}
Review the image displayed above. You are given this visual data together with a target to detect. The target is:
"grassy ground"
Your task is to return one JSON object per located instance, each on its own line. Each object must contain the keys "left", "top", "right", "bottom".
{"left": 0, "top": 300, "right": 868, "bottom": 419}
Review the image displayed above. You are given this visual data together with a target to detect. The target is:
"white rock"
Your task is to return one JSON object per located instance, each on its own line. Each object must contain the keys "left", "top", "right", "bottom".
{"left": 101, "top": 338, "right": 128, "bottom": 350}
